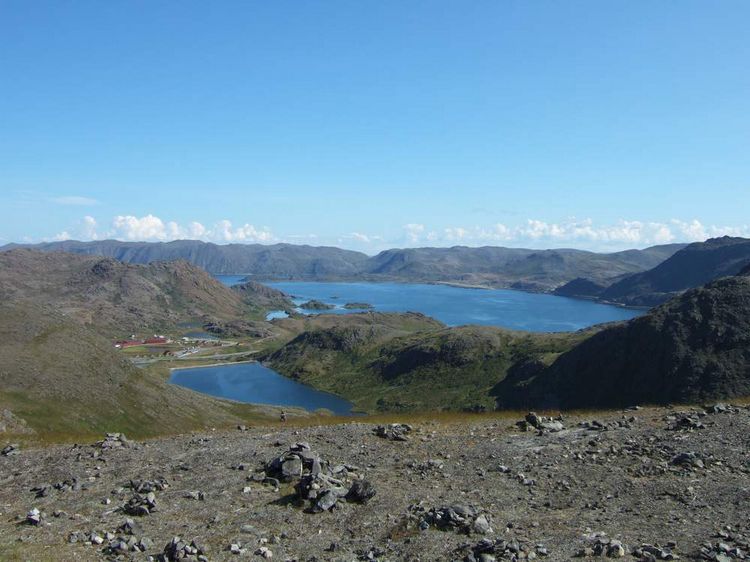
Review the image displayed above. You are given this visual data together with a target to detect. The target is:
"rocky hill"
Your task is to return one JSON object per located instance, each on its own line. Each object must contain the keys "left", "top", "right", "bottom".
{"left": 558, "top": 236, "right": 750, "bottom": 306}
{"left": 2, "top": 240, "right": 685, "bottom": 292}
{"left": 264, "top": 313, "right": 590, "bottom": 412}
{"left": 0, "top": 249, "right": 255, "bottom": 336}
{"left": 230, "top": 280, "right": 294, "bottom": 315}
{"left": 497, "top": 272, "right": 750, "bottom": 409}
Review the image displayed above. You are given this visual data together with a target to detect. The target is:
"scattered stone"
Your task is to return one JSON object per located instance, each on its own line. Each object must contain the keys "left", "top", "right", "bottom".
{"left": 462, "top": 538, "right": 550, "bottom": 560}
{"left": 184, "top": 490, "right": 206, "bottom": 501}
{"left": 576, "top": 532, "right": 628, "bottom": 558}
{"left": 25, "top": 507, "right": 42, "bottom": 526}
{"left": 698, "top": 527, "right": 749, "bottom": 561}
{"left": 374, "top": 423, "right": 413, "bottom": 441}
{"left": 633, "top": 543, "right": 680, "bottom": 560}
{"left": 103, "top": 535, "right": 153, "bottom": 555}
{"left": 129, "top": 477, "right": 169, "bottom": 493}
{"left": 705, "top": 403, "right": 741, "bottom": 415}
{"left": 117, "top": 518, "right": 142, "bottom": 536}
{"left": 159, "top": 537, "right": 207, "bottom": 561}
{"left": 666, "top": 412, "right": 706, "bottom": 431}
{"left": 346, "top": 479, "right": 376, "bottom": 504}
{"left": 671, "top": 452, "right": 705, "bottom": 470}
{"left": 121, "top": 492, "right": 157, "bottom": 516}
{"left": 517, "top": 412, "right": 565, "bottom": 434}
{"left": 409, "top": 504, "right": 492, "bottom": 535}
{"left": 256, "top": 546, "right": 273, "bottom": 558}
{"left": 1, "top": 443, "right": 19, "bottom": 456}
{"left": 580, "top": 418, "right": 635, "bottom": 431}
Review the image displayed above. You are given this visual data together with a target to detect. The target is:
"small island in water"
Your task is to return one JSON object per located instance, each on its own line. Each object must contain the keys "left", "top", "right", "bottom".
{"left": 343, "top": 302, "right": 374, "bottom": 309}
{"left": 299, "top": 299, "right": 335, "bottom": 310}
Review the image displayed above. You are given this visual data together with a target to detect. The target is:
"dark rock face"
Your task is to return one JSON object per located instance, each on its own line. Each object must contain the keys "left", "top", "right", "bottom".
{"left": 497, "top": 275, "right": 750, "bottom": 409}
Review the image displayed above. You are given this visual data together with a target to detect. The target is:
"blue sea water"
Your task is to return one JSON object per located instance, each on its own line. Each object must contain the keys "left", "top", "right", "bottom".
{"left": 198, "top": 277, "right": 642, "bottom": 412}
{"left": 214, "top": 275, "right": 641, "bottom": 332}
{"left": 265, "top": 281, "right": 642, "bottom": 332}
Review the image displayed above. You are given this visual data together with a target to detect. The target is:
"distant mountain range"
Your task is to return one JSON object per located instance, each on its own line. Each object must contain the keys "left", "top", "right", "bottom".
{"left": 554, "top": 236, "right": 750, "bottom": 306}
{"left": 1, "top": 239, "right": 686, "bottom": 292}
{"left": 6, "top": 237, "right": 749, "bottom": 309}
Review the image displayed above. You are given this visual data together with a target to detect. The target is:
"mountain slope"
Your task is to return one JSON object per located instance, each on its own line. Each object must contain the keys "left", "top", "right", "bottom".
{"left": 231, "top": 280, "right": 293, "bottom": 312}
{"left": 0, "top": 301, "right": 276, "bottom": 438}
{"left": 2, "top": 239, "right": 686, "bottom": 291}
{"left": 496, "top": 272, "right": 750, "bottom": 409}
{"left": 0, "top": 249, "right": 250, "bottom": 336}
{"left": 264, "top": 313, "right": 590, "bottom": 412}
{"left": 599, "top": 236, "right": 750, "bottom": 306}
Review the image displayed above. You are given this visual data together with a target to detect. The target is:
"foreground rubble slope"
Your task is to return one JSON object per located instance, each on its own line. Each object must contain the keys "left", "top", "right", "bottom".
{"left": 1, "top": 405, "right": 749, "bottom": 561}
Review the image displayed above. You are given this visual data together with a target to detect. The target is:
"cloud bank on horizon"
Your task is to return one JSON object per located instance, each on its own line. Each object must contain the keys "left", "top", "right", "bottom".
{"left": 39, "top": 213, "right": 750, "bottom": 254}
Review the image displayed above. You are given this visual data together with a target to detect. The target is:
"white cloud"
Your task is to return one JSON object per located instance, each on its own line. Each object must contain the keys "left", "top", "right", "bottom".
{"left": 403, "top": 223, "right": 425, "bottom": 244}
{"left": 396, "top": 218, "right": 750, "bottom": 250}
{"left": 112, "top": 214, "right": 170, "bottom": 241}
{"left": 44, "top": 214, "right": 750, "bottom": 251}
{"left": 49, "top": 214, "right": 275, "bottom": 244}
{"left": 51, "top": 195, "right": 100, "bottom": 206}
{"left": 81, "top": 216, "right": 98, "bottom": 240}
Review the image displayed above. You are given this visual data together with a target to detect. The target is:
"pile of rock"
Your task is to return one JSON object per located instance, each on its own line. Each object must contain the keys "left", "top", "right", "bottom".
{"left": 462, "top": 538, "right": 550, "bottom": 561}
{"left": 632, "top": 543, "right": 680, "bottom": 560}
{"left": 122, "top": 492, "right": 158, "bottom": 516}
{"left": 671, "top": 452, "right": 706, "bottom": 470}
{"left": 665, "top": 412, "right": 706, "bottom": 431}
{"left": 1, "top": 443, "right": 19, "bottom": 456}
{"left": 102, "top": 535, "right": 154, "bottom": 556}
{"left": 517, "top": 412, "right": 565, "bottom": 434}
{"left": 96, "top": 432, "right": 132, "bottom": 450}
{"left": 374, "top": 423, "right": 412, "bottom": 441}
{"left": 264, "top": 442, "right": 375, "bottom": 513}
{"left": 158, "top": 537, "right": 209, "bottom": 561}
{"left": 408, "top": 503, "right": 492, "bottom": 535}
{"left": 575, "top": 532, "right": 627, "bottom": 558}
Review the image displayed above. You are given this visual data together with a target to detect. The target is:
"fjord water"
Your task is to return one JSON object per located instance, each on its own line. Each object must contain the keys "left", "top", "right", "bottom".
{"left": 170, "top": 362, "right": 355, "bottom": 415}
{"left": 265, "top": 281, "right": 642, "bottom": 332}
{"left": 197, "top": 278, "right": 641, "bottom": 413}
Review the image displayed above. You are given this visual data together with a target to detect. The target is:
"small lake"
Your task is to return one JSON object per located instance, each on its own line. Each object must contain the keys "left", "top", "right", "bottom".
{"left": 169, "top": 362, "right": 355, "bottom": 415}
{"left": 266, "top": 281, "right": 642, "bottom": 332}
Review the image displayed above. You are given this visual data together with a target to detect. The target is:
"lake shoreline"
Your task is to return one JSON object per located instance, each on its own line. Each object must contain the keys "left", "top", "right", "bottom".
{"left": 169, "top": 361, "right": 359, "bottom": 416}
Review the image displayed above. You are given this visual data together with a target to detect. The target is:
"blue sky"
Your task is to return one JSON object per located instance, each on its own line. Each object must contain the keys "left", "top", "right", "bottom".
{"left": 1, "top": 1, "right": 749, "bottom": 253}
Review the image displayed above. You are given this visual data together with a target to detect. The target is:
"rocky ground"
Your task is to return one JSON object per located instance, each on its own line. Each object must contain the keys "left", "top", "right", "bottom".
{"left": 1, "top": 405, "right": 749, "bottom": 561}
